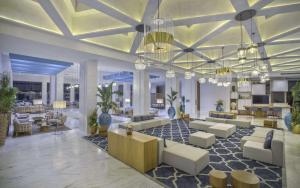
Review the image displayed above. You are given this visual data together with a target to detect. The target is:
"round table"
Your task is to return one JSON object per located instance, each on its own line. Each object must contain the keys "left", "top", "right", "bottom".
{"left": 231, "top": 170, "right": 259, "bottom": 188}
{"left": 209, "top": 170, "right": 227, "bottom": 188}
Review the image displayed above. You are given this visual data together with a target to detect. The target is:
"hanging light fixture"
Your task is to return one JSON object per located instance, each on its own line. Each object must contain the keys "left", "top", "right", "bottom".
{"left": 144, "top": 0, "right": 174, "bottom": 63}
{"left": 237, "top": 18, "right": 247, "bottom": 59}
{"left": 238, "top": 57, "right": 246, "bottom": 64}
{"left": 216, "top": 47, "right": 232, "bottom": 84}
{"left": 248, "top": 16, "right": 258, "bottom": 54}
{"left": 135, "top": 26, "right": 146, "bottom": 70}
{"left": 251, "top": 48, "right": 260, "bottom": 77}
{"left": 184, "top": 51, "right": 192, "bottom": 79}
{"left": 199, "top": 77, "right": 206, "bottom": 84}
{"left": 166, "top": 69, "right": 175, "bottom": 78}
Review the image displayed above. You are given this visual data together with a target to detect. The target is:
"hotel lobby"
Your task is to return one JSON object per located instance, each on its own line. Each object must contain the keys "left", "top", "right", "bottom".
{"left": 1, "top": 0, "right": 300, "bottom": 188}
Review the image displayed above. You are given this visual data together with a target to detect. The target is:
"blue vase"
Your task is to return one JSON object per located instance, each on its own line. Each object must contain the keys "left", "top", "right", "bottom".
{"left": 168, "top": 106, "right": 176, "bottom": 119}
{"left": 284, "top": 112, "right": 292, "bottom": 131}
{"left": 98, "top": 113, "right": 112, "bottom": 127}
{"left": 216, "top": 104, "right": 223, "bottom": 112}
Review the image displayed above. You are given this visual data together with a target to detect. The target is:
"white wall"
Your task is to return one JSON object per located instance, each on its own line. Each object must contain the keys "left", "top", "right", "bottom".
{"left": 200, "top": 83, "right": 230, "bottom": 117}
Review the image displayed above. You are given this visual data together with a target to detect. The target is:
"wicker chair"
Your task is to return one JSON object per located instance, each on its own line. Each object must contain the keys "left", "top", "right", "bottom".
{"left": 13, "top": 118, "right": 32, "bottom": 136}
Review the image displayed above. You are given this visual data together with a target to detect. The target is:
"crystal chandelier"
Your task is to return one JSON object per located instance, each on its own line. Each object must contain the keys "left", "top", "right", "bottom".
{"left": 216, "top": 47, "right": 232, "bottom": 85}
{"left": 251, "top": 48, "right": 260, "bottom": 77}
{"left": 248, "top": 17, "right": 257, "bottom": 54}
{"left": 237, "top": 20, "right": 247, "bottom": 59}
{"left": 166, "top": 69, "right": 175, "bottom": 78}
{"left": 144, "top": 0, "right": 174, "bottom": 63}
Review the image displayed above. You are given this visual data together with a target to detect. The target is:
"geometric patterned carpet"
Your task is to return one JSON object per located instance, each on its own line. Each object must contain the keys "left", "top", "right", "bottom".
{"left": 84, "top": 119, "right": 282, "bottom": 188}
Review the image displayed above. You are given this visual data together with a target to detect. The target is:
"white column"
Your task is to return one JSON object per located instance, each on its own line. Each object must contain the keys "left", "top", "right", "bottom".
{"left": 1, "top": 53, "right": 13, "bottom": 86}
{"left": 50, "top": 75, "right": 56, "bottom": 104}
{"left": 55, "top": 71, "right": 64, "bottom": 101}
{"left": 165, "top": 76, "right": 180, "bottom": 117}
{"left": 79, "top": 60, "right": 98, "bottom": 134}
{"left": 70, "top": 87, "right": 75, "bottom": 103}
{"left": 42, "top": 81, "right": 47, "bottom": 105}
{"left": 123, "top": 83, "right": 131, "bottom": 109}
{"left": 133, "top": 70, "right": 150, "bottom": 116}
{"left": 182, "top": 78, "right": 197, "bottom": 118}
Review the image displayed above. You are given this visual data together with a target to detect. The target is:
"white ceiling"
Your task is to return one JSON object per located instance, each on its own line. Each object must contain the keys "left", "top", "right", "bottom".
{"left": 0, "top": 0, "right": 300, "bottom": 75}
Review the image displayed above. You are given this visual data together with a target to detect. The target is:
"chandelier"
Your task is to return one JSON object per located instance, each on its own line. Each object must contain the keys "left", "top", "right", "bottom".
{"left": 135, "top": 24, "right": 146, "bottom": 70}
{"left": 144, "top": 0, "right": 174, "bottom": 63}
{"left": 237, "top": 15, "right": 247, "bottom": 59}
{"left": 166, "top": 69, "right": 175, "bottom": 78}
{"left": 215, "top": 47, "right": 232, "bottom": 86}
{"left": 248, "top": 16, "right": 258, "bottom": 54}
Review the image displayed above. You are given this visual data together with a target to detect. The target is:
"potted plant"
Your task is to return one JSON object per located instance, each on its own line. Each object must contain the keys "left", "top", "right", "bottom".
{"left": 179, "top": 96, "right": 186, "bottom": 115}
{"left": 0, "top": 73, "right": 17, "bottom": 145}
{"left": 167, "top": 88, "right": 178, "bottom": 119}
{"left": 291, "top": 81, "right": 300, "bottom": 134}
{"left": 215, "top": 99, "right": 224, "bottom": 112}
{"left": 88, "top": 108, "right": 98, "bottom": 135}
{"left": 97, "top": 82, "right": 121, "bottom": 137}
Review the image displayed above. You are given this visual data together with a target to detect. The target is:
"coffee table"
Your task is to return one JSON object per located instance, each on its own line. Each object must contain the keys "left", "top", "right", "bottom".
{"left": 231, "top": 170, "right": 259, "bottom": 188}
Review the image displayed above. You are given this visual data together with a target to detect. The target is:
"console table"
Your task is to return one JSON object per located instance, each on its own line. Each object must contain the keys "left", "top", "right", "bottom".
{"left": 108, "top": 129, "right": 157, "bottom": 173}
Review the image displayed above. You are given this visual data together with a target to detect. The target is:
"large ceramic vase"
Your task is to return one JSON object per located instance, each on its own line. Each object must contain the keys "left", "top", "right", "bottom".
{"left": 98, "top": 113, "right": 112, "bottom": 137}
{"left": 168, "top": 106, "right": 176, "bottom": 119}
{"left": 216, "top": 104, "right": 223, "bottom": 112}
{"left": 284, "top": 112, "right": 292, "bottom": 131}
{"left": 0, "top": 114, "right": 8, "bottom": 146}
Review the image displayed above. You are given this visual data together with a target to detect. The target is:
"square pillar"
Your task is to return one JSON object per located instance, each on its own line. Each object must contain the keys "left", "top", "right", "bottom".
{"left": 42, "top": 81, "right": 47, "bottom": 105}
{"left": 123, "top": 83, "right": 131, "bottom": 109}
{"left": 79, "top": 60, "right": 98, "bottom": 134}
{"left": 133, "top": 70, "right": 150, "bottom": 116}
{"left": 55, "top": 71, "right": 64, "bottom": 101}
{"left": 165, "top": 76, "right": 180, "bottom": 117}
{"left": 50, "top": 75, "right": 56, "bottom": 104}
{"left": 70, "top": 87, "right": 75, "bottom": 103}
{"left": 181, "top": 78, "right": 197, "bottom": 118}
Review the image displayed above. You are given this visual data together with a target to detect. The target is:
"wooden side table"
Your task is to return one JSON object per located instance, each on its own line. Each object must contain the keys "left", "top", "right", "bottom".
{"left": 264, "top": 119, "right": 277, "bottom": 128}
{"left": 231, "top": 170, "right": 259, "bottom": 188}
{"left": 209, "top": 170, "right": 227, "bottom": 188}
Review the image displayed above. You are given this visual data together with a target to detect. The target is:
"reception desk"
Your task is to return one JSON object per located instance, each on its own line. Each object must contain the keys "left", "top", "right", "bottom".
{"left": 244, "top": 104, "right": 291, "bottom": 118}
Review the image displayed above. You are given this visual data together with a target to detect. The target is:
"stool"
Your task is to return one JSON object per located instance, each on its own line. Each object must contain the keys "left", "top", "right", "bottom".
{"left": 209, "top": 170, "right": 227, "bottom": 188}
{"left": 231, "top": 170, "right": 259, "bottom": 188}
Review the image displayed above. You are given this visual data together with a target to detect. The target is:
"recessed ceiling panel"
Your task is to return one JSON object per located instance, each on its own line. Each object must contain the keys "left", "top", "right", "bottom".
{"left": 84, "top": 32, "right": 136, "bottom": 52}
{"left": 200, "top": 25, "right": 251, "bottom": 47}
{"left": 265, "top": 43, "right": 300, "bottom": 56}
{"left": 174, "top": 21, "right": 226, "bottom": 47}
{"left": 99, "top": 0, "right": 147, "bottom": 22}
{"left": 0, "top": 0, "right": 61, "bottom": 34}
{"left": 160, "top": 0, "right": 235, "bottom": 20}
{"left": 72, "top": 10, "right": 130, "bottom": 35}
{"left": 256, "top": 12, "right": 300, "bottom": 41}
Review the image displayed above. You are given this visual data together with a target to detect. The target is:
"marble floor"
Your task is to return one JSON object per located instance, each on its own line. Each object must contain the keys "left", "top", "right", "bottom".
{"left": 0, "top": 111, "right": 162, "bottom": 188}
{"left": 1, "top": 109, "right": 300, "bottom": 188}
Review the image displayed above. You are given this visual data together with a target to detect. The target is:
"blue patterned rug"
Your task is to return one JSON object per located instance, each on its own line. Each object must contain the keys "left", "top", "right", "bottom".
{"left": 84, "top": 120, "right": 282, "bottom": 188}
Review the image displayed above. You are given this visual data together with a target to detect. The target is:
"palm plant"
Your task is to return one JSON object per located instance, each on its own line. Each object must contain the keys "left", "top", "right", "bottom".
{"left": 167, "top": 88, "right": 178, "bottom": 107}
{"left": 291, "top": 82, "right": 300, "bottom": 126}
{"left": 0, "top": 73, "right": 17, "bottom": 145}
{"left": 97, "top": 82, "right": 121, "bottom": 113}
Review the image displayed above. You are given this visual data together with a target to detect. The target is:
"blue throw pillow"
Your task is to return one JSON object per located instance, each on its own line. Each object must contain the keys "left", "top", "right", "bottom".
{"left": 264, "top": 130, "right": 274, "bottom": 149}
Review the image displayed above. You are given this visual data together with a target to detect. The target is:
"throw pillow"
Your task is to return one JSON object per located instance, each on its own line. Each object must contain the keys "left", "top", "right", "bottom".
{"left": 264, "top": 130, "right": 274, "bottom": 149}
{"left": 163, "top": 137, "right": 167, "bottom": 148}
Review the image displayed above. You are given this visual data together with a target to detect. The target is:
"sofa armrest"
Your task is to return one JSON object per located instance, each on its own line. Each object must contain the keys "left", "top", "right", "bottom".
{"left": 271, "top": 134, "right": 284, "bottom": 166}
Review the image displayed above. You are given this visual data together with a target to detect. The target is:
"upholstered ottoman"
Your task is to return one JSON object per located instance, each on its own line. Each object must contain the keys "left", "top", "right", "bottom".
{"left": 163, "top": 140, "right": 209, "bottom": 175}
{"left": 189, "top": 131, "right": 215, "bottom": 148}
{"left": 190, "top": 120, "right": 217, "bottom": 131}
{"left": 208, "top": 123, "right": 236, "bottom": 138}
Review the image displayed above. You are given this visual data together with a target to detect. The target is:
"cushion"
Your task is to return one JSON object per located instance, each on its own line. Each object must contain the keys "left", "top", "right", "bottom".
{"left": 264, "top": 130, "right": 274, "bottom": 149}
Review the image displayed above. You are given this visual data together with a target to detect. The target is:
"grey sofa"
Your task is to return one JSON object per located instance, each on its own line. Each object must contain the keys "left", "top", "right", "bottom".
{"left": 241, "top": 127, "right": 284, "bottom": 166}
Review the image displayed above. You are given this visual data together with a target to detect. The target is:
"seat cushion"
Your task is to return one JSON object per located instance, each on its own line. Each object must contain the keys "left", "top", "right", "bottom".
{"left": 243, "top": 141, "right": 272, "bottom": 164}
{"left": 240, "top": 136, "right": 265, "bottom": 149}
{"left": 190, "top": 120, "right": 216, "bottom": 131}
{"left": 163, "top": 142, "right": 209, "bottom": 175}
{"left": 208, "top": 124, "right": 236, "bottom": 138}
{"left": 189, "top": 131, "right": 215, "bottom": 148}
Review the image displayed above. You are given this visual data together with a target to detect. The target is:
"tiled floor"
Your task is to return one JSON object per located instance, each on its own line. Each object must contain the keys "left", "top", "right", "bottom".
{"left": 1, "top": 109, "right": 300, "bottom": 188}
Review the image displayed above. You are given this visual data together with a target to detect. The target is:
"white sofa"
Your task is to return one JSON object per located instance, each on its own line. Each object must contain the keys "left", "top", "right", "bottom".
{"left": 242, "top": 127, "right": 284, "bottom": 166}
{"left": 206, "top": 117, "right": 251, "bottom": 128}
{"left": 119, "top": 117, "right": 171, "bottom": 131}
{"left": 163, "top": 140, "right": 209, "bottom": 175}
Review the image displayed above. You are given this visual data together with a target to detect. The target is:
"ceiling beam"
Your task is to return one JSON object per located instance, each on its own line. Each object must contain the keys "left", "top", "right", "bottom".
{"left": 130, "top": 0, "right": 161, "bottom": 54}
{"left": 37, "top": 0, "right": 72, "bottom": 37}
{"left": 272, "top": 59, "right": 300, "bottom": 67}
{"left": 264, "top": 26, "right": 300, "bottom": 43}
{"left": 273, "top": 66, "right": 300, "bottom": 72}
{"left": 78, "top": 0, "right": 139, "bottom": 26}
{"left": 270, "top": 47, "right": 300, "bottom": 57}
{"left": 74, "top": 26, "right": 135, "bottom": 39}
{"left": 257, "top": 3, "right": 300, "bottom": 17}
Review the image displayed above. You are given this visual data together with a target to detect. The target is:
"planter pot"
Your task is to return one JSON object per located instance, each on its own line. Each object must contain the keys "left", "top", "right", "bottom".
{"left": 90, "top": 125, "right": 98, "bottom": 135}
{"left": 284, "top": 112, "right": 292, "bottom": 131}
{"left": 0, "top": 114, "right": 8, "bottom": 146}
{"left": 168, "top": 106, "right": 176, "bottom": 119}
{"left": 99, "top": 126, "right": 108, "bottom": 137}
{"left": 98, "top": 113, "right": 111, "bottom": 137}
{"left": 292, "top": 124, "right": 300, "bottom": 134}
